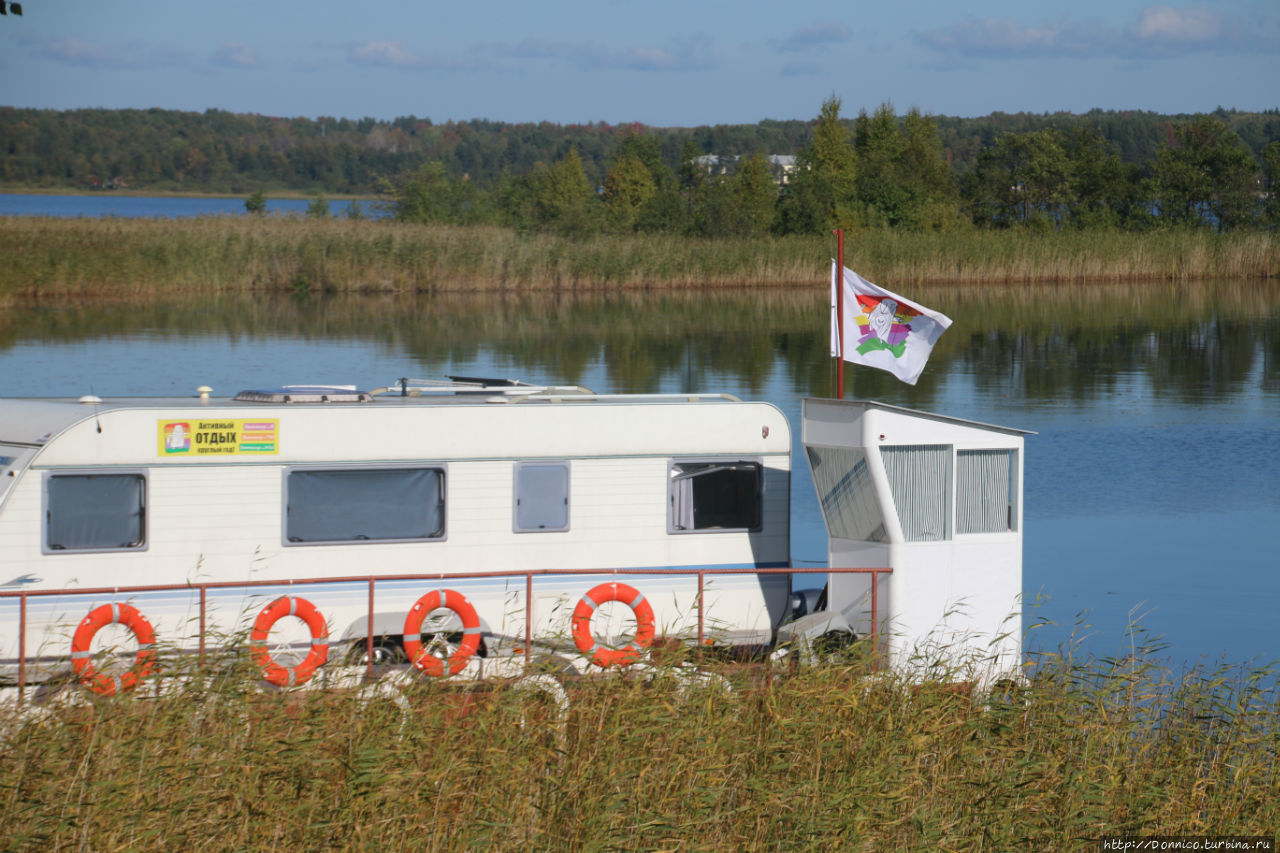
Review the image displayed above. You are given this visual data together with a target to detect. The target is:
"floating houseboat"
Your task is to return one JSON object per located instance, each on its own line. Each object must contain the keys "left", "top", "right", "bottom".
{"left": 0, "top": 378, "right": 1029, "bottom": 693}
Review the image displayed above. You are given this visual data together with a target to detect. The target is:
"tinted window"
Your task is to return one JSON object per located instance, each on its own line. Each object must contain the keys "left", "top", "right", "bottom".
{"left": 286, "top": 467, "right": 444, "bottom": 543}
{"left": 46, "top": 473, "right": 146, "bottom": 551}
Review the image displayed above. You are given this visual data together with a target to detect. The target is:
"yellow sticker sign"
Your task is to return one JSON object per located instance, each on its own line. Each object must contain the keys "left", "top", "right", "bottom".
{"left": 158, "top": 419, "right": 279, "bottom": 456}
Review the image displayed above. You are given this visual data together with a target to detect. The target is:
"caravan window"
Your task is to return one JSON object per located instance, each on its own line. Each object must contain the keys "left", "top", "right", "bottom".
{"left": 669, "top": 460, "right": 761, "bottom": 532}
{"left": 806, "top": 446, "right": 887, "bottom": 542}
{"left": 45, "top": 472, "right": 147, "bottom": 552}
{"left": 956, "top": 449, "right": 1018, "bottom": 533}
{"left": 881, "top": 445, "right": 952, "bottom": 542}
{"left": 514, "top": 462, "right": 569, "bottom": 532}
{"left": 0, "top": 450, "right": 16, "bottom": 502}
{"left": 285, "top": 467, "right": 445, "bottom": 544}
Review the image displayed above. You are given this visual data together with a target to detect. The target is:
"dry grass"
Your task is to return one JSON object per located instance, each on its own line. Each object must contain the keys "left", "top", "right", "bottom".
{"left": 2, "top": 645, "right": 1277, "bottom": 851}
{"left": 1, "top": 217, "right": 1276, "bottom": 307}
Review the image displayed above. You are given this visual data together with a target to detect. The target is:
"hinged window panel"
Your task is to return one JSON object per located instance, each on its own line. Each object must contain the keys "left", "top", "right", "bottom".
{"left": 669, "top": 460, "right": 762, "bottom": 533}
{"left": 514, "top": 462, "right": 570, "bottom": 532}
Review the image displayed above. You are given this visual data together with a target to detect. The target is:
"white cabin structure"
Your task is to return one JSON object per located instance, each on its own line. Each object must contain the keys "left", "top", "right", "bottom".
{"left": 800, "top": 398, "right": 1030, "bottom": 679}
{"left": 0, "top": 380, "right": 793, "bottom": 684}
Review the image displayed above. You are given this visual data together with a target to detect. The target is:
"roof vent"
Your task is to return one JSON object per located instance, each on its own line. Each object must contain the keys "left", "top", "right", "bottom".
{"left": 234, "top": 385, "right": 372, "bottom": 403}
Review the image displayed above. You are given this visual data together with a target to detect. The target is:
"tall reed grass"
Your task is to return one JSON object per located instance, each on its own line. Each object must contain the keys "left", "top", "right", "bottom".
{"left": 1, "top": 216, "right": 1275, "bottom": 305}
{"left": 2, "top": 646, "right": 1276, "bottom": 850}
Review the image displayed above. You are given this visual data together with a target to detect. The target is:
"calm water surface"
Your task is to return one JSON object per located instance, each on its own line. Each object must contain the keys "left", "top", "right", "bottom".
{"left": 1, "top": 286, "right": 1276, "bottom": 667}
{"left": 0, "top": 192, "right": 376, "bottom": 219}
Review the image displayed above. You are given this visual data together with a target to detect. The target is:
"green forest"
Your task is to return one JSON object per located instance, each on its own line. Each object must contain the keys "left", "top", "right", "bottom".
{"left": 3, "top": 100, "right": 1279, "bottom": 237}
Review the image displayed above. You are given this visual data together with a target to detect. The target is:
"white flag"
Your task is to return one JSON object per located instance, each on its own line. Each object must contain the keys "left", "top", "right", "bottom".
{"left": 830, "top": 262, "right": 952, "bottom": 386}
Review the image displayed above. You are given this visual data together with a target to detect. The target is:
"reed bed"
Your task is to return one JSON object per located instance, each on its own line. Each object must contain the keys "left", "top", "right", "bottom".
{"left": 2, "top": 648, "right": 1276, "bottom": 851}
{"left": 1, "top": 216, "right": 1276, "bottom": 305}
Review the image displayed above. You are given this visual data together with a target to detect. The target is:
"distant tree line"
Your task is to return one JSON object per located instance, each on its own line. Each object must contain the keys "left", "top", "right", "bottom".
{"left": 2, "top": 103, "right": 1278, "bottom": 233}
{"left": 391, "top": 99, "right": 1280, "bottom": 236}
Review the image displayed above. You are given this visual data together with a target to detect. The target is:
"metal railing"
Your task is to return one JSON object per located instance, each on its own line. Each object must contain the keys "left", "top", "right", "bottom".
{"left": 2, "top": 566, "right": 891, "bottom": 695}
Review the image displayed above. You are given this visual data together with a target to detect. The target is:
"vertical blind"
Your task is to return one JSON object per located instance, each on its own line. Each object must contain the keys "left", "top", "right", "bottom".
{"left": 956, "top": 449, "right": 1015, "bottom": 533}
{"left": 881, "top": 445, "right": 951, "bottom": 542}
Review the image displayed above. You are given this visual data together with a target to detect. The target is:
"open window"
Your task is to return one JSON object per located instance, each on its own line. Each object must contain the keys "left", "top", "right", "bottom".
{"left": 45, "top": 472, "right": 147, "bottom": 552}
{"left": 514, "top": 462, "right": 569, "bottom": 532}
{"left": 0, "top": 446, "right": 22, "bottom": 503}
{"left": 669, "top": 460, "right": 761, "bottom": 532}
{"left": 285, "top": 466, "right": 445, "bottom": 544}
{"left": 806, "top": 445, "right": 887, "bottom": 542}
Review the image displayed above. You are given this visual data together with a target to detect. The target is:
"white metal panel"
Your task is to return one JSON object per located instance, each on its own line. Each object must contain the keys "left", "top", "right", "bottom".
{"left": 31, "top": 400, "right": 790, "bottom": 468}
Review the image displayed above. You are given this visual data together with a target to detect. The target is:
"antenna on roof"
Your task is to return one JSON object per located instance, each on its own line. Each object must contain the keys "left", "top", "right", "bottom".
{"left": 86, "top": 387, "right": 103, "bottom": 433}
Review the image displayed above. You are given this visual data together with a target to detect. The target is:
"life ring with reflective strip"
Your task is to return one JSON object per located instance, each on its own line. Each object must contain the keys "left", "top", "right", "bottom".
{"left": 250, "top": 595, "right": 329, "bottom": 687}
{"left": 70, "top": 602, "right": 158, "bottom": 696}
{"left": 572, "top": 582, "right": 655, "bottom": 668}
{"left": 403, "top": 589, "right": 483, "bottom": 677}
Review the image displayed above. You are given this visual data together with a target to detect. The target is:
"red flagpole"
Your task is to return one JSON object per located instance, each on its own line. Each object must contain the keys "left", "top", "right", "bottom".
{"left": 834, "top": 229, "right": 845, "bottom": 399}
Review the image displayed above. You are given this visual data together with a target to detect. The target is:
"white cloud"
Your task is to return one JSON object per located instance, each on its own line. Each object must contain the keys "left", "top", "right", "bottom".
{"left": 917, "top": 5, "right": 1278, "bottom": 61}
{"left": 347, "top": 40, "right": 498, "bottom": 72}
{"left": 39, "top": 38, "right": 187, "bottom": 69}
{"left": 350, "top": 41, "right": 424, "bottom": 69}
{"left": 212, "top": 43, "right": 263, "bottom": 70}
{"left": 777, "top": 22, "right": 852, "bottom": 54}
{"left": 487, "top": 36, "right": 716, "bottom": 72}
{"left": 916, "top": 18, "right": 1111, "bottom": 59}
{"left": 1128, "top": 5, "right": 1219, "bottom": 41}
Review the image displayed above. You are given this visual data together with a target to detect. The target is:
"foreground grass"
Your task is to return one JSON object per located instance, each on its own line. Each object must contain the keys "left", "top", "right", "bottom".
{"left": 1, "top": 216, "right": 1276, "bottom": 304}
{"left": 2, "top": 651, "right": 1276, "bottom": 850}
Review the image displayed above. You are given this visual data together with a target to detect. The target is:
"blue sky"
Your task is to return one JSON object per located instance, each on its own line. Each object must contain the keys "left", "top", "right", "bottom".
{"left": 1, "top": 1, "right": 1276, "bottom": 125}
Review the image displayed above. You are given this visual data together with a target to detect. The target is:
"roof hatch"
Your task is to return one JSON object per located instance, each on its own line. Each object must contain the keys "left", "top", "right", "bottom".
{"left": 234, "top": 385, "right": 373, "bottom": 403}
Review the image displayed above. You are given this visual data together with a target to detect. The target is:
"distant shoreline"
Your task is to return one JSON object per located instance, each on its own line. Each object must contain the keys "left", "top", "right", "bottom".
{"left": 0, "top": 186, "right": 378, "bottom": 202}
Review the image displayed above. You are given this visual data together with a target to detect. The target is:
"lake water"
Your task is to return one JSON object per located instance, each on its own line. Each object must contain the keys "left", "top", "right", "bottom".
{"left": 0, "top": 192, "right": 377, "bottom": 219}
{"left": 0, "top": 285, "right": 1276, "bottom": 668}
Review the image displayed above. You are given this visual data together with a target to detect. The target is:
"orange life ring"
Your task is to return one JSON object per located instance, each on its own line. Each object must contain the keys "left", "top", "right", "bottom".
{"left": 70, "top": 602, "right": 158, "bottom": 696}
{"left": 572, "top": 582, "right": 655, "bottom": 668}
{"left": 250, "top": 595, "right": 329, "bottom": 687}
{"left": 403, "top": 589, "right": 482, "bottom": 677}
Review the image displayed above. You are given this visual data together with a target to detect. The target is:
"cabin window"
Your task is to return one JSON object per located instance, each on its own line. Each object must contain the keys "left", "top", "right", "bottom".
{"left": 285, "top": 467, "right": 445, "bottom": 544}
{"left": 956, "top": 449, "right": 1017, "bottom": 533}
{"left": 514, "top": 462, "right": 569, "bottom": 532}
{"left": 805, "top": 446, "right": 887, "bottom": 542}
{"left": 45, "top": 473, "right": 146, "bottom": 552}
{"left": 881, "top": 445, "right": 952, "bottom": 542}
{"left": 669, "top": 460, "right": 761, "bottom": 532}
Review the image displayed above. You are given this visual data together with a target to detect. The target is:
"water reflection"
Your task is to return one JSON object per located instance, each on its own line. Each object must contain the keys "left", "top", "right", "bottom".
{"left": 4, "top": 282, "right": 1275, "bottom": 406}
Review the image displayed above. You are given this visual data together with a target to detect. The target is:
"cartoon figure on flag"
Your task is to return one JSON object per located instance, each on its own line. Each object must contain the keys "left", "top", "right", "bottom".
{"left": 831, "top": 262, "right": 952, "bottom": 386}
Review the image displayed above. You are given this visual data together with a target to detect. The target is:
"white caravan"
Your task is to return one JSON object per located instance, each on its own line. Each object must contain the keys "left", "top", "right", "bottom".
{"left": 0, "top": 379, "right": 792, "bottom": 685}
